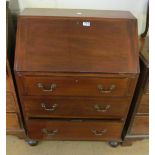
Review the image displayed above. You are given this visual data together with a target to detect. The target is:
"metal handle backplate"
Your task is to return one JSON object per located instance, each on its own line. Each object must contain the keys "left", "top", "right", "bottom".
{"left": 97, "top": 84, "right": 116, "bottom": 94}
{"left": 41, "top": 103, "right": 58, "bottom": 111}
{"left": 94, "top": 104, "right": 111, "bottom": 112}
{"left": 42, "top": 128, "right": 58, "bottom": 136}
{"left": 37, "top": 83, "right": 57, "bottom": 92}
{"left": 91, "top": 129, "right": 107, "bottom": 136}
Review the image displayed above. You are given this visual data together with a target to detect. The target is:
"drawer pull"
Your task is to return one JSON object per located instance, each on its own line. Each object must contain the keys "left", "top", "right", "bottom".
{"left": 94, "top": 104, "right": 111, "bottom": 112}
{"left": 91, "top": 129, "right": 107, "bottom": 136}
{"left": 37, "top": 83, "right": 57, "bottom": 92}
{"left": 97, "top": 84, "right": 116, "bottom": 94}
{"left": 41, "top": 103, "right": 58, "bottom": 111}
{"left": 42, "top": 128, "right": 58, "bottom": 136}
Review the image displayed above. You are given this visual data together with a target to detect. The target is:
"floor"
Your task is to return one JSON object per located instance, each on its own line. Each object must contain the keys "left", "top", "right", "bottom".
{"left": 7, "top": 135, "right": 149, "bottom": 155}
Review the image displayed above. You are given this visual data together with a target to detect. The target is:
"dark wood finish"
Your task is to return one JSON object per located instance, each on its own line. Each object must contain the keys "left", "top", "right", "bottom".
{"left": 27, "top": 119, "right": 123, "bottom": 141}
{"left": 23, "top": 97, "right": 130, "bottom": 119}
{"left": 21, "top": 76, "right": 131, "bottom": 97}
{"left": 14, "top": 9, "right": 139, "bottom": 74}
{"left": 14, "top": 9, "right": 139, "bottom": 143}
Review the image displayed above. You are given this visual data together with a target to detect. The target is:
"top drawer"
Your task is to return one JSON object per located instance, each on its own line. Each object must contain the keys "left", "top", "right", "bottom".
{"left": 20, "top": 76, "right": 131, "bottom": 97}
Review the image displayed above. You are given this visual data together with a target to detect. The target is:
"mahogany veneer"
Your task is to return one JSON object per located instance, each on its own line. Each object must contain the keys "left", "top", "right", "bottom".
{"left": 27, "top": 119, "right": 123, "bottom": 141}
{"left": 14, "top": 9, "right": 139, "bottom": 145}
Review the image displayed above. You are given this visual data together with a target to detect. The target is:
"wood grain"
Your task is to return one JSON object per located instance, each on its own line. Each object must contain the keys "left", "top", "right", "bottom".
{"left": 27, "top": 119, "right": 123, "bottom": 141}
{"left": 14, "top": 9, "right": 139, "bottom": 73}
{"left": 23, "top": 97, "right": 130, "bottom": 119}
{"left": 21, "top": 75, "right": 130, "bottom": 97}
{"left": 14, "top": 9, "right": 139, "bottom": 142}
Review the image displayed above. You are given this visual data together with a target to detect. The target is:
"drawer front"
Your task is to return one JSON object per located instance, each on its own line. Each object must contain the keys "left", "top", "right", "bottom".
{"left": 27, "top": 119, "right": 123, "bottom": 140}
{"left": 6, "top": 113, "right": 20, "bottom": 129}
{"left": 22, "top": 76, "right": 130, "bottom": 97}
{"left": 23, "top": 97, "right": 129, "bottom": 119}
{"left": 131, "top": 115, "right": 149, "bottom": 135}
{"left": 137, "top": 94, "right": 149, "bottom": 114}
{"left": 6, "top": 93, "right": 16, "bottom": 112}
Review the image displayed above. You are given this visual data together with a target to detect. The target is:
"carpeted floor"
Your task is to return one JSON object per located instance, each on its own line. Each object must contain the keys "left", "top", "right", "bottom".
{"left": 6, "top": 135, "right": 149, "bottom": 155}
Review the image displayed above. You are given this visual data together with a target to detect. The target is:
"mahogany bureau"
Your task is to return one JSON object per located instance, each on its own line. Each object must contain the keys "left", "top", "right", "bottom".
{"left": 14, "top": 8, "right": 139, "bottom": 146}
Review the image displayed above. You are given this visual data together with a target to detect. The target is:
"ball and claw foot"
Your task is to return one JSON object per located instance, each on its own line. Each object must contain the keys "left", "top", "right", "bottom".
{"left": 109, "top": 141, "right": 120, "bottom": 147}
{"left": 26, "top": 139, "right": 38, "bottom": 146}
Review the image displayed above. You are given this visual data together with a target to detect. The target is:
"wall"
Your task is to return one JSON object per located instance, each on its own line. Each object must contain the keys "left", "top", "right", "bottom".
{"left": 9, "top": 0, "right": 148, "bottom": 34}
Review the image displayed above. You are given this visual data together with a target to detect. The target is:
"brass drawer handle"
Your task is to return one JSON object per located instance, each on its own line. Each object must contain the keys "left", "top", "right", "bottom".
{"left": 97, "top": 84, "right": 116, "bottom": 94}
{"left": 94, "top": 104, "right": 111, "bottom": 112}
{"left": 41, "top": 103, "right": 58, "bottom": 111}
{"left": 37, "top": 83, "right": 57, "bottom": 92}
{"left": 91, "top": 129, "right": 107, "bottom": 136}
{"left": 42, "top": 128, "right": 58, "bottom": 136}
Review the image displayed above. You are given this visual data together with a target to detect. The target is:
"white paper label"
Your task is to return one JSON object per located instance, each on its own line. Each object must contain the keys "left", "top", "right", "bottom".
{"left": 83, "top": 22, "right": 91, "bottom": 27}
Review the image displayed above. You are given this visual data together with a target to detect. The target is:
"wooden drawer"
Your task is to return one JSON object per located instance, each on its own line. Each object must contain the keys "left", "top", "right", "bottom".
{"left": 23, "top": 97, "right": 130, "bottom": 119}
{"left": 137, "top": 94, "right": 149, "bottom": 114}
{"left": 27, "top": 119, "right": 123, "bottom": 140}
{"left": 22, "top": 76, "right": 130, "bottom": 97}
{"left": 6, "top": 113, "right": 20, "bottom": 129}
{"left": 6, "top": 93, "right": 16, "bottom": 112}
{"left": 130, "top": 115, "right": 149, "bottom": 135}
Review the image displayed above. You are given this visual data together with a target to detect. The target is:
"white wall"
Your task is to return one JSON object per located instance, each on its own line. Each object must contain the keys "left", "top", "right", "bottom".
{"left": 10, "top": 0, "right": 148, "bottom": 34}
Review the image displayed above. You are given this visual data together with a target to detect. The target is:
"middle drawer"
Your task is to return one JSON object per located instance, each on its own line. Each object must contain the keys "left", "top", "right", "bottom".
{"left": 23, "top": 97, "right": 130, "bottom": 119}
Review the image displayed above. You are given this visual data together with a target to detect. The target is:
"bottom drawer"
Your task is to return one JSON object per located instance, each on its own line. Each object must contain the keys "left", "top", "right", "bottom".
{"left": 27, "top": 119, "right": 123, "bottom": 141}
{"left": 6, "top": 113, "right": 20, "bottom": 129}
{"left": 131, "top": 115, "right": 149, "bottom": 135}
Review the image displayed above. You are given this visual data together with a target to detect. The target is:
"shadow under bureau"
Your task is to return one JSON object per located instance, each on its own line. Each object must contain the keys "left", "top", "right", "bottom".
{"left": 14, "top": 8, "right": 139, "bottom": 146}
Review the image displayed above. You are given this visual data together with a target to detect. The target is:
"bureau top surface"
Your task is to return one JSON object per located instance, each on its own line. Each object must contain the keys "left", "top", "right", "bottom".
{"left": 14, "top": 9, "right": 139, "bottom": 74}
{"left": 20, "top": 8, "right": 135, "bottom": 19}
